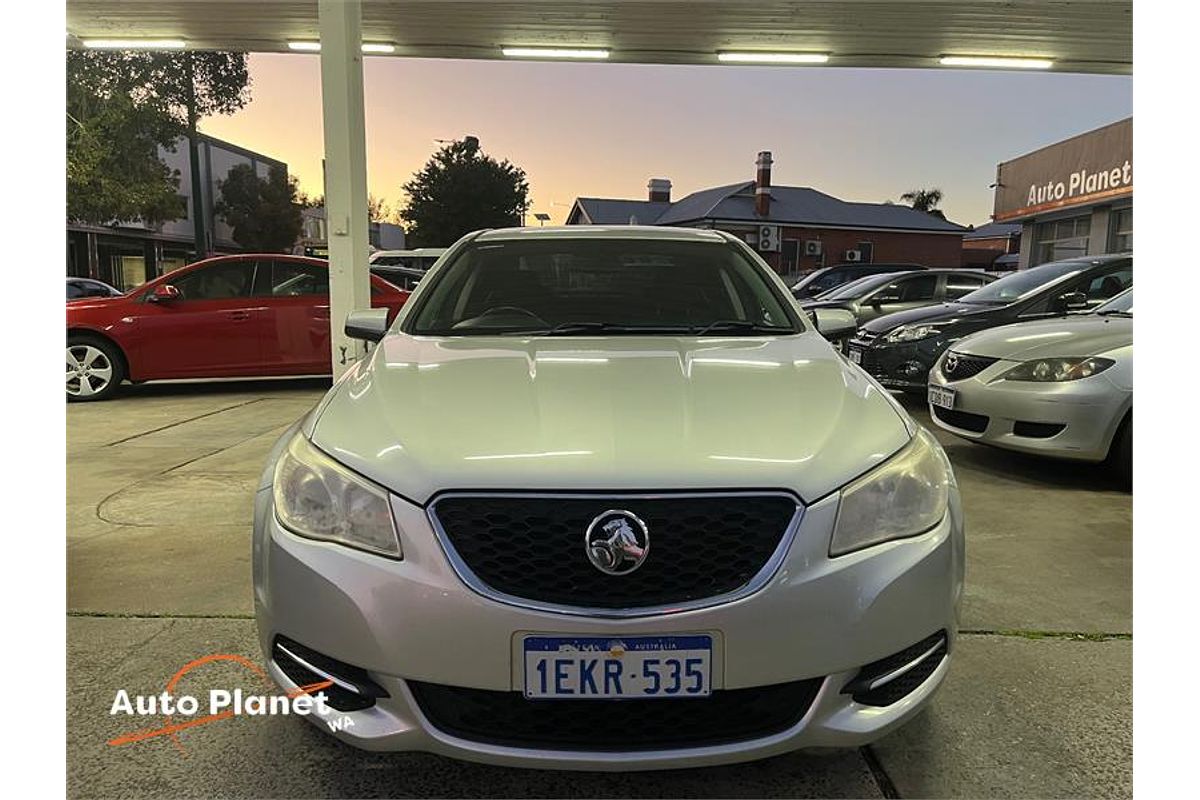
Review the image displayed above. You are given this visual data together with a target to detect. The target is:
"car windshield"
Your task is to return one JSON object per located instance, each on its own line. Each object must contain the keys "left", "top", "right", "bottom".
{"left": 820, "top": 273, "right": 896, "bottom": 300}
{"left": 955, "top": 259, "right": 1089, "bottom": 305}
{"left": 407, "top": 237, "right": 798, "bottom": 336}
{"left": 1094, "top": 289, "right": 1132, "bottom": 315}
{"left": 794, "top": 268, "right": 850, "bottom": 295}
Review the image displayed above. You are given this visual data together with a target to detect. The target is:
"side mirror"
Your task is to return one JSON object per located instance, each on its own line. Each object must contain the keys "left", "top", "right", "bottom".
{"left": 345, "top": 308, "right": 390, "bottom": 343}
{"left": 148, "top": 284, "right": 181, "bottom": 303}
{"left": 808, "top": 307, "right": 858, "bottom": 341}
{"left": 1058, "top": 291, "right": 1089, "bottom": 311}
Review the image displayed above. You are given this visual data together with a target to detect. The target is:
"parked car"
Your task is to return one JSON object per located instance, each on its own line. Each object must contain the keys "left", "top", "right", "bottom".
{"left": 791, "top": 262, "right": 927, "bottom": 299}
{"left": 66, "top": 254, "right": 410, "bottom": 402}
{"left": 67, "top": 277, "right": 123, "bottom": 300}
{"left": 254, "top": 225, "right": 963, "bottom": 767}
{"left": 369, "top": 264, "right": 425, "bottom": 291}
{"left": 368, "top": 248, "right": 447, "bottom": 271}
{"left": 927, "top": 289, "right": 1131, "bottom": 480}
{"left": 848, "top": 254, "right": 1132, "bottom": 393}
{"left": 801, "top": 269, "right": 995, "bottom": 327}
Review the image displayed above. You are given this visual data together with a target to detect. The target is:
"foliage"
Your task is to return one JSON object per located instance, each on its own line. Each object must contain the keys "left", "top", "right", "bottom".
{"left": 67, "top": 80, "right": 186, "bottom": 224}
{"left": 399, "top": 138, "right": 530, "bottom": 246}
{"left": 66, "top": 50, "right": 250, "bottom": 225}
{"left": 214, "top": 164, "right": 303, "bottom": 252}
{"left": 296, "top": 191, "right": 325, "bottom": 209}
{"left": 68, "top": 50, "right": 250, "bottom": 125}
{"left": 899, "top": 187, "right": 946, "bottom": 218}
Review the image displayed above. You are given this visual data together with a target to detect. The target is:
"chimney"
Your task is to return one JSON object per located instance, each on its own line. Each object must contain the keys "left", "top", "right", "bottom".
{"left": 647, "top": 178, "right": 672, "bottom": 203}
{"left": 755, "top": 151, "right": 773, "bottom": 217}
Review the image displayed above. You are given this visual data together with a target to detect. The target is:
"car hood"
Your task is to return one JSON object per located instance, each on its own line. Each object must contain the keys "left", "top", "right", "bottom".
{"left": 310, "top": 333, "right": 912, "bottom": 504}
{"left": 861, "top": 301, "right": 997, "bottom": 334}
{"left": 951, "top": 315, "right": 1133, "bottom": 361}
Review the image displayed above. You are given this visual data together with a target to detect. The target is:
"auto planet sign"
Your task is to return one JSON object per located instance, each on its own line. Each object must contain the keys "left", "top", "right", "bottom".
{"left": 993, "top": 117, "right": 1132, "bottom": 222}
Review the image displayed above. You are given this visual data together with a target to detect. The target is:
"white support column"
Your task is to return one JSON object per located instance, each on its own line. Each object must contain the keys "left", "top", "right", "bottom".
{"left": 318, "top": 0, "right": 371, "bottom": 378}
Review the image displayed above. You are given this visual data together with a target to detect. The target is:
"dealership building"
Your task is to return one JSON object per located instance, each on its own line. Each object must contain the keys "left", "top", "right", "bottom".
{"left": 567, "top": 151, "right": 967, "bottom": 276}
{"left": 993, "top": 116, "right": 1131, "bottom": 268}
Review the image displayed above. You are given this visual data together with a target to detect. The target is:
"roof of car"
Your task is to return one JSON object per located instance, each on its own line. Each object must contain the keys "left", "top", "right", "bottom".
{"left": 474, "top": 225, "right": 733, "bottom": 243}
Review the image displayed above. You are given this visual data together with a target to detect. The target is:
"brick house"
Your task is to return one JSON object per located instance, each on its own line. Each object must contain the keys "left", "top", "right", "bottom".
{"left": 962, "top": 221, "right": 1022, "bottom": 269}
{"left": 566, "top": 152, "right": 967, "bottom": 277}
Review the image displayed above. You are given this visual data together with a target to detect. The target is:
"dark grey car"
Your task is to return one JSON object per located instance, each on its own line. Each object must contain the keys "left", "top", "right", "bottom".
{"left": 800, "top": 269, "right": 995, "bottom": 326}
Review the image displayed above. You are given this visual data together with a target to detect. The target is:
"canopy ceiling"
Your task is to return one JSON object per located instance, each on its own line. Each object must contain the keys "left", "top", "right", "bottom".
{"left": 66, "top": 1, "right": 1132, "bottom": 75}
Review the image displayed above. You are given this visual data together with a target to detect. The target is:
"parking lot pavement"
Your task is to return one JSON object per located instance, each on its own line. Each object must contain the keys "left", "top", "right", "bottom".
{"left": 66, "top": 382, "right": 1131, "bottom": 799}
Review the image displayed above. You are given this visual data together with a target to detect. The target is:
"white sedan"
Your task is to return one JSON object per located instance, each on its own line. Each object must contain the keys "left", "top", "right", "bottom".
{"left": 927, "top": 289, "right": 1132, "bottom": 479}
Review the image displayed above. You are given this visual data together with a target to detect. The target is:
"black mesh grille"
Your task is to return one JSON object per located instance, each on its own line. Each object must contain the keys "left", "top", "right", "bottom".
{"left": 849, "top": 340, "right": 890, "bottom": 379}
{"left": 939, "top": 351, "right": 999, "bottom": 381}
{"left": 932, "top": 405, "right": 989, "bottom": 433}
{"left": 408, "top": 678, "right": 824, "bottom": 751}
{"left": 430, "top": 494, "right": 797, "bottom": 609}
{"left": 844, "top": 630, "right": 947, "bottom": 707}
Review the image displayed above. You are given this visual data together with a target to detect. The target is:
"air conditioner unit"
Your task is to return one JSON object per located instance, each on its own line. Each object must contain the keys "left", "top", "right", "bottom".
{"left": 844, "top": 249, "right": 862, "bottom": 262}
{"left": 804, "top": 240, "right": 822, "bottom": 256}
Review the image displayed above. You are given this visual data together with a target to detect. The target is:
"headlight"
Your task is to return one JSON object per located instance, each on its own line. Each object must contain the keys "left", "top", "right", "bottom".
{"left": 1000, "top": 357, "right": 1115, "bottom": 382}
{"left": 830, "top": 428, "right": 952, "bottom": 556}
{"left": 884, "top": 324, "right": 942, "bottom": 343}
{"left": 273, "top": 433, "right": 402, "bottom": 558}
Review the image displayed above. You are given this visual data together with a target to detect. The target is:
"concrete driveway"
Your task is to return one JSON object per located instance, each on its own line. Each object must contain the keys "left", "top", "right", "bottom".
{"left": 66, "top": 379, "right": 1131, "bottom": 799}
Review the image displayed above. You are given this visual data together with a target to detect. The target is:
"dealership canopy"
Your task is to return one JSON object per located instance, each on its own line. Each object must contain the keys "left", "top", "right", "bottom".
{"left": 65, "top": 0, "right": 1133, "bottom": 378}
{"left": 67, "top": 0, "right": 1131, "bottom": 74}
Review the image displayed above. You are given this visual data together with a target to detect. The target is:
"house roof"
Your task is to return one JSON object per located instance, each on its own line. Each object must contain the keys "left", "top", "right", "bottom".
{"left": 964, "top": 221, "right": 1023, "bottom": 240}
{"left": 572, "top": 183, "right": 967, "bottom": 233}
{"left": 571, "top": 198, "right": 672, "bottom": 225}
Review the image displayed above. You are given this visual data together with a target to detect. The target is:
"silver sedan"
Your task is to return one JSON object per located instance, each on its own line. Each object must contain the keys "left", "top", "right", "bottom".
{"left": 927, "top": 289, "right": 1132, "bottom": 479}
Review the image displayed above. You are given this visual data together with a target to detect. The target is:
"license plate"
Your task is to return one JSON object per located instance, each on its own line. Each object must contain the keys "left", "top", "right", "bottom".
{"left": 523, "top": 635, "right": 712, "bottom": 699}
{"left": 928, "top": 385, "right": 956, "bottom": 410}
{"left": 848, "top": 347, "right": 863, "bottom": 364}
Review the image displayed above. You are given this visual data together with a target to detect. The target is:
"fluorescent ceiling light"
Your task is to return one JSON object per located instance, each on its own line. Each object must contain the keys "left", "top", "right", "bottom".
{"left": 82, "top": 39, "right": 186, "bottom": 49}
{"left": 288, "top": 41, "right": 397, "bottom": 54}
{"left": 718, "top": 52, "right": 829, "bottom": 64}
{"left": 939, "top": 55, "right": 1053, "bottom": 69}
{"left": 501, "top": 47, "right": 610, "bottom": 60}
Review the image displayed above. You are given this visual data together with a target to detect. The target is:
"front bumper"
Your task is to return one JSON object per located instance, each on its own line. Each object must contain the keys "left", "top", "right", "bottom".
{"left": 253, "top": 485, "right": 964, "bottom": 769}
{"left": 848, "top": 335, "right": 948, "bottom": 390}
{"left": 927, "top": 352, "right": 1130, "bottom": 461}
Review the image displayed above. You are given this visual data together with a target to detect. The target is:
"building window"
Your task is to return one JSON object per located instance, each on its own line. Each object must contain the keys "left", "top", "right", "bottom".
{"left": 1108, "top": 207, "right": 1132, "bottom": 253}
{"left": 856, "top": 241, "right": 874, "bottom": 263}
{"left": 781, "top": 240, "right": 800, "bottom": 274}
{"left": 1034, "top": 215, "right": 1090, "bottom": 265}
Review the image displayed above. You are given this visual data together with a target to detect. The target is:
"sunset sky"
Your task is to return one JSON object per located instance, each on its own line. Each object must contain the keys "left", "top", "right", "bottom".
{"left": 200, "top": 53, "right": 1132, "bottom": 227}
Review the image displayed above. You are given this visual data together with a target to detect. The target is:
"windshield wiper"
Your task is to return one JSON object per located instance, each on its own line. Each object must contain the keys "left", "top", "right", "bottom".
{"left": 1095, "top": 310, "right": 1132, "bottom": 317}
{"left": 692, "top": 320, "right": 795, "bottom": 336}
{"left": 505, "top": 321, "right": 695, "bottom": 336}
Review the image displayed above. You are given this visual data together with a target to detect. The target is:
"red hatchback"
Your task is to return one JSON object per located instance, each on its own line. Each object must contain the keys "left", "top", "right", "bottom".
{"left": 66, "top": 254, "right": 409, "bottom": 401}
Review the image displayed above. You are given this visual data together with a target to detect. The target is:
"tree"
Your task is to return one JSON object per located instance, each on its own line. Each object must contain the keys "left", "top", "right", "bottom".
{"left": 66, "top": 50, "right": 250, "bottom": 249}
{"left": 67, "top": 77, "right": 185, "bottom": 224}
{"left": 368, "top": 194, "right": 389, "bottom": 222}
{"left": 214, "top": 163, "right": 303, "bottom": 252}
{"left": 899, "top": 188, "right": 946, "bottom": 218}
{"left": 296, "top": 191, "right": 325, "bottom": 209}
{"left": 399, "top": 137, "right": 531, "bottom": 246}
